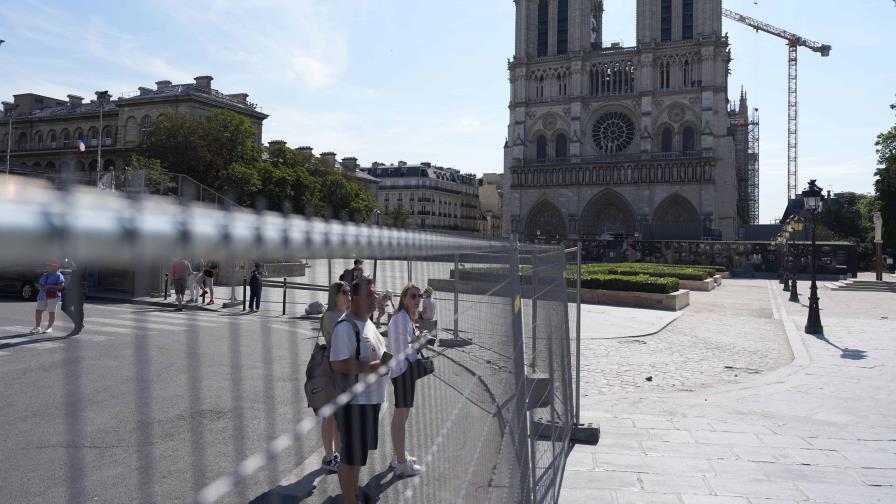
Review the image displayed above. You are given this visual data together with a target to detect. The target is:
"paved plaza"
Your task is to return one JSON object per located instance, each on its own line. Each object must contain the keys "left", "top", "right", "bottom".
{"left": 561, "top": 277, "right": 896, "bottom": 503}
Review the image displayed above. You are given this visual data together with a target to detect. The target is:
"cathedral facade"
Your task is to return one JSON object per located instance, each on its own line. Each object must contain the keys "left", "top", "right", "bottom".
{"left": 503, "top": 0, "right": 748, "bottom": 241}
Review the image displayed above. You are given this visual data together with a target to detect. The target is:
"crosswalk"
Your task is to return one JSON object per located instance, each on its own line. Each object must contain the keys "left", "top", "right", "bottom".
{"left": 0, "top": 303, "right": 315, "bottom": 356}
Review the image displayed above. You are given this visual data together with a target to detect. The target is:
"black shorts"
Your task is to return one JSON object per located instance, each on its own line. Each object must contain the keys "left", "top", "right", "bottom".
{"left": 335, "top": 403, "right": 381, "bottom": 466}
{"left": 392, "top": 367, "right": 417, "bottom": 409}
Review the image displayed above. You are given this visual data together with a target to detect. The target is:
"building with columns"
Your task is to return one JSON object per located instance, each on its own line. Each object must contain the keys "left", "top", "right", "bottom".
{"left": 504, "top": 0, "right": 750, "bottom": 241}
{"left": 2, "top": 76, "right": 266, "bottom": 178}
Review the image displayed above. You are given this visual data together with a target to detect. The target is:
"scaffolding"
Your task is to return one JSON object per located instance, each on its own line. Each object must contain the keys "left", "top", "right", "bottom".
{"left": 747, "top": 109, "right": 760, "bottom": 224}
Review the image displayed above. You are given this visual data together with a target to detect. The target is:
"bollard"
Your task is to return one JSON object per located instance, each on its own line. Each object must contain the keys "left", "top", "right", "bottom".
{"left": 242, "top": 277, "right": 247, "bottom": 311}
{"left": 164, "top": 273, "right": 169, "bottom": 300}
{"left": 282, "top": 277, "right": 287, "bottom": 316}
{"left": 783, "top": 272, "right": 791, "bottom": 292}
{"left": 789, "top": 276, "right": 799, "bottom": 302}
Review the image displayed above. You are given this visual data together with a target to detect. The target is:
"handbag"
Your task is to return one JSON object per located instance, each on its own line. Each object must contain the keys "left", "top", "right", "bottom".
{"left": 410, "top": 351, "right": 435, "bottom": 380}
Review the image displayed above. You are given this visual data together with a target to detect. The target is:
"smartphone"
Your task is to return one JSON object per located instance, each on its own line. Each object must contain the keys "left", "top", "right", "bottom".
{"left": 380, "top": 351, "right": 394, "bottom": 366}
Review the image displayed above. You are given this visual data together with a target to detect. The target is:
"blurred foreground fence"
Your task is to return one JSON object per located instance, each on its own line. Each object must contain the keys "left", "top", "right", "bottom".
{"left": 0, "top": 177, "right": 574, "bottom": 504}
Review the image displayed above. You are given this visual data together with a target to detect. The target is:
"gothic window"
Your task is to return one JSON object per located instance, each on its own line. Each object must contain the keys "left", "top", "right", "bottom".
{"left": 555, "top": 133, "right": 568, "bottom": 159}
{"left": 35, "top": 131, "right": 43, "bottom": 147}
{"left": 661, "top": 127, "right": 673, "bottom": 152}
{"left": 538, "top": 75, "right": 545, "bottom": 98}
{"left": 557, "top": 0, "right": 569, "bottom": 55}
{"left": 48, "top": 131, "right": 57, "bottom": 148}
{"left": 592, "top": 112, "right": 635, "bottom": 154}
{"left": 682, "top": 60, "right": 690, "bottom": 87}
{"left": 103, "top": 126, "right": 113, "bottom": 145}
{"left": 74, "top": 128, "right": 84, "bottom": 144}
{"left": 661, "top": 0, "right": 672, "bottom": 42}
{"left": 61, "top": 129, "right": 70, "bottom": 148}
{"left": 140, "top": 115, "right": 152, "bottom": 142}
{"left": 537, "top": 0, "right": 549, "bottom": 57}
{"left": 88, "top": 126, "right": 98, "bottom": 146}
{"left": 682, "top": 0, "right": 694, "bottom": 40}
{"left": 536, "top": 135, "right": 547, "bottom": 161}
{"left": 659, "top": 60, "right": 671, "bottom": 89}
{"left": 682, "top": 126, "right": 696, "bottom": 152}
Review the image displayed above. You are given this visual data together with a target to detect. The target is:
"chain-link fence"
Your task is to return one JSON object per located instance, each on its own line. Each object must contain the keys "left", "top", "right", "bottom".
{"left": 0, "top": 177, "right": 574, "bottom": 504}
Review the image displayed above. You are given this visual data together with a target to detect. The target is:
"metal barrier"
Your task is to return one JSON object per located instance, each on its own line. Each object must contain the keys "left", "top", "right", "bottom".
{"left": 0, "top": 177, "right": 574, "bottom": 504}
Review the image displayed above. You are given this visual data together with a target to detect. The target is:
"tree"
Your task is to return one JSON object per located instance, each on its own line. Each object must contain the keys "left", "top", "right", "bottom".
{"left": 874, "top": 100, "right": 896, "bottom": 252}
{"left": 384, "top": 203, "right": 412, "bottom": 228}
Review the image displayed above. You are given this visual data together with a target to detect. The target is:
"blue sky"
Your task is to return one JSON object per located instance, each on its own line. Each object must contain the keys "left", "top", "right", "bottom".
{"left": 1, "top": 0, "right": 893, "bottom": 222}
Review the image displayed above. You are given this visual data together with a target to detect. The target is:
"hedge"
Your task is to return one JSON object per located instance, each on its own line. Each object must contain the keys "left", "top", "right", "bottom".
{"left": 575, "top": 263, "right": 711, "bottom": 281}
{"left": 577, "top": 273, "right": 680, "bottom": 294}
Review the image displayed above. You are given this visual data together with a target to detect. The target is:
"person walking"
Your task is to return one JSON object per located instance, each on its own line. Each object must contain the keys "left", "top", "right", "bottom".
{"left": 330, "top": 276, "right": 387, "bottom": 504}
{"left": 247, "top": 262, "right": 267, "bottom": 312}
{"left": 375, "top": 289, "right": 393, "bottom": 326}
{"left": 201, "top": 260, "right": 219, "bottom": 305}
{"left": 387, "top": 283, "right": 424, "bottom": 477}
{"left": 31, "top": 261, "right": 65, "bottom": 334}
{"left": 60, "top": 258, "right": 86, "bottom": 333}
{"left": 188, "top": 258, "right": 202, "bottom": 304}
{"left": 170, "top": 258, "right": 193, "bottom": 311}
{"left": 317, "top": 280, "right": 351, "bottom": 471}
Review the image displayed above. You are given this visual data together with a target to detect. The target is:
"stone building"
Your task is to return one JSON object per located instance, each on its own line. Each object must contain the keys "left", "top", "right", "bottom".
{"left": 2, "top": 75, "right": 267, "bottom": 178}
{"left": 504, "top": 0, "right": 749, "bottom": 241}
{"left": 478, "top": 173, "right": 504, "bottom": 237}
{"left": 361, "top": 162, "right": 480, "bottom": 232}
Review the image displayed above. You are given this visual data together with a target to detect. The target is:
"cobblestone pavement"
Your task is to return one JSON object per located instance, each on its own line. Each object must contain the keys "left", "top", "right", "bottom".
{"left": 562, "top": 279, "right": 896, "bottom": 504}
{"left": 578, "top": 279, "right": 793, "bottom": 398}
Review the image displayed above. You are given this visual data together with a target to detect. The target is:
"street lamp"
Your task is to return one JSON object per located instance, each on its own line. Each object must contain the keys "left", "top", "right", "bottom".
{"left": 802, "top": 179, "right": 824, "bottom": 335}
{"left": 95, "top": 90, "right": 110, "bottom": 188}
{"left": 4, "top": 101, "right": 17, "bottom": 178}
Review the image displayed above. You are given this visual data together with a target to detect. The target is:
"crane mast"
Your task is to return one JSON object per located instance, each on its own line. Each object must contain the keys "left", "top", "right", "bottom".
{"left": 722, "top": 8, "right": 831, "bottom": 202}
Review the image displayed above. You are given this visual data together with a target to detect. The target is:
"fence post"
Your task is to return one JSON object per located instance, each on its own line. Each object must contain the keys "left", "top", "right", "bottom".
{"left": 575, "top": 241, "right": 582, "bottom": 427}
{"left": 282, "top": 277, "right": 287, "bottom": 316}
{"left": 328, "top": 259, "right": 332, "bottom": 284}
{"left": 509, "top": 241, "right": 533, "bottom": 504}
{"left": 453, "top": 253, "right": 459, "bottom": 340}
{"left": 242, "top": 277, "right": 247, "bottom": 311}
{"left": 407, "top": 257, "right": 412, "bottom": 284}
{"left": 163, "top": 273, "right": 169, "bottom": 301}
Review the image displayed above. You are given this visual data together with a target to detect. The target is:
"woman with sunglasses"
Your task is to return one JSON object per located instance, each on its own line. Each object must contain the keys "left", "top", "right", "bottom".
{"left": 317, "top": 281, "right": 351, "bottom": 472}
{"left": 387, "top": 283, "right": 424, "bottom": 477}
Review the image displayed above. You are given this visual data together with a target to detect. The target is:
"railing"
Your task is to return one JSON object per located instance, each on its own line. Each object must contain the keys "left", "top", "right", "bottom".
{"left": 520, "top": 150, "right": 707, "bottom": 167}
{"left": 0, "top": 178, "right": 576, "bottom": 504}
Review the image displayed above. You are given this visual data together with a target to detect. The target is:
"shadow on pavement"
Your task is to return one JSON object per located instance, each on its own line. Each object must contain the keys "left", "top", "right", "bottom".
{"left": 812, "top": 334, "right": 867, "bottom": 360}
{"left": 0, "top": 330, "right": 80, "bottom": 350}
{"left": 250, "top": 466, "right": 403, "bottom": 504}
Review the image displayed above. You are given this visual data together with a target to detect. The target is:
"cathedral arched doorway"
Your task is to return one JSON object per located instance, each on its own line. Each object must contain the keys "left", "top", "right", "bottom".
{"left": 652, "top": 193, "right": 700, "bottom": 225}
{"left": 579, "top": 189, "right": 637, "bottom": 238}
{"left": 524, "top": 199, "right": 567, "bottom": 243}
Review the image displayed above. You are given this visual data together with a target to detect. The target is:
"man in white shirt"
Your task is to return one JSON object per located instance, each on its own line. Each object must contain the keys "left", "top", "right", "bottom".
{"left": 330, "top": 276, "right": 387, "bottom": 503}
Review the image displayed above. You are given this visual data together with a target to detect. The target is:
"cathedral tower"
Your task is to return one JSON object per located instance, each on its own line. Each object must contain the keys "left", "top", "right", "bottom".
{"left": 504, "top": 0, "right": 743, "bottom": 241}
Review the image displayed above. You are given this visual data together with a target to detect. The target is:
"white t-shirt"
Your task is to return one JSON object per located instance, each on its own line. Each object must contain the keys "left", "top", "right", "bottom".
{"left": 387, "top": 310, "right": 419, "bottom": 378}
{"left": 329, "top": 314, "right": 388, "bottom": 405}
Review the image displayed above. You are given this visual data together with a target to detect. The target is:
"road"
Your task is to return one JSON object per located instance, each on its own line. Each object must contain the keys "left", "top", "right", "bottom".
{"left": 0, "top": 298, "right": 503, "bottom": 504}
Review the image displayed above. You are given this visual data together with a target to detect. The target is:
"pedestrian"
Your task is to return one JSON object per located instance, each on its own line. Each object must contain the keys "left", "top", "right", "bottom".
{"left": 188, "top": 258, "right": 202, "bottom": 304}
{"left": 387, "top": 283, "right": 424, "bottom": 477}
{"left": 421, "top": 286, "right": 436, "bottom": 321}
{"left": 317, "top": 280, "right": 351, "bottom": 471}
{"left": 170, "top": 258, "right": 193, "bottom": 311}
{"left": 201, "top": 260, "right": 219, "bottom": 305}
{"left": 60, "top": 258, "right": 86, "bottom": 333}
{"left": 31, "top": 261, "right": 65, "bottom": 334}
{"left": 339, "top": 258, "right": 364, "bottom": 286}
{"left": 330, "top": 276, "right": 387, "bottom": 504}
{"left": 248, "top": 262, "right": 267, "bottom": 312}
{"left": 375, "top": 289, "right": 393, "bottom": 326}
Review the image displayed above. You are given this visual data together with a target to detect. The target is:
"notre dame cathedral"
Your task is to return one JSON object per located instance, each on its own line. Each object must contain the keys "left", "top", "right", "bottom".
{"left": 503, "top": 0, "right": 752, "bottom": 241}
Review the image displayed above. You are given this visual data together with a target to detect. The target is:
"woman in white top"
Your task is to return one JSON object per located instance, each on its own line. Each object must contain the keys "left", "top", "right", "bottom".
{"left": 387, "top": 283, "right": 424, "bottom": 477}
{"left": 317, "top": 281, "right": 350, "bottom": 472}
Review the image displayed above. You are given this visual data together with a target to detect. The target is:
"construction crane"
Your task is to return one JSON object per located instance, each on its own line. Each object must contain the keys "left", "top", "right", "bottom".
{"left": 722, "top": 8, "right": 831, "bottom": 201}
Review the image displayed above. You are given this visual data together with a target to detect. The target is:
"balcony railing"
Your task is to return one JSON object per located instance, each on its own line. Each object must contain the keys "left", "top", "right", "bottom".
{"left": 10, "top": 140, "right": 118, "bottom": 152}
{"left": 520, "top": 150, "right": 706, "bottom": 167}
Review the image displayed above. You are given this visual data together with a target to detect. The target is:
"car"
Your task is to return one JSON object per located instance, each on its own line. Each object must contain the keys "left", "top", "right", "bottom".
{"left": 0, "top": 265, "right": 74, "bottom": 301}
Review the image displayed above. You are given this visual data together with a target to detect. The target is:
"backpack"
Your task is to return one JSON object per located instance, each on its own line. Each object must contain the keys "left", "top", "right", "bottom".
{"left": 305, "top": 301, "right": 325, "bottom": 315}
{"left": 304, "top": 319, "right": 361, "bottom": 412}
{"left": 339, "top": 268, "right": 353, "bottom": 283}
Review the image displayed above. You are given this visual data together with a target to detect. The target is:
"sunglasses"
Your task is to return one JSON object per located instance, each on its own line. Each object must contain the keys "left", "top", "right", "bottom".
{"left": 407, "top": 292, "right": 421, "bottom": 300}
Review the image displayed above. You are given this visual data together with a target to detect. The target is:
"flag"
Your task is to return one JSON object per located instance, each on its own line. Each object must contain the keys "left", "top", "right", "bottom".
{"left": 76, "top": 140, "right": 86, "bottom": 154}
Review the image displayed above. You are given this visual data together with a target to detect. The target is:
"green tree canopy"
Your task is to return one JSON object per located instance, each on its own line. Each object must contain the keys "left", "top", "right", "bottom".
{"left": 383, "top": 203, "right": 412, "bottom": 228}
{"left": 874, "top": 101, "right": 896, "bottom": 251}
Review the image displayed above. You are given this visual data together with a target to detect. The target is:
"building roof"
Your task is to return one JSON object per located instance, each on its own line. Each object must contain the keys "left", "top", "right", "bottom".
{"left": 361, "top": 163, "right": 477, "bottom": 187}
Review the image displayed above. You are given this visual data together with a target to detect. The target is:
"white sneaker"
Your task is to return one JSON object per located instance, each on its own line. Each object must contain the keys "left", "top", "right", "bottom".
{"left": 30, "top": 326, "right": 41, "bottom": 334}
{"left": 393, "top": 460, "right": 422, "bottom": 478}
{"left": 390, "top": 454, "right": 417, "bottom": 468}
{"left": 42, "top": 327, "right": 53, "bottom": 334}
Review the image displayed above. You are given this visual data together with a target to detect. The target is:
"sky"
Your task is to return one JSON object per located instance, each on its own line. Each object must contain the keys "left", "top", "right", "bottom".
{"left": 1, "top": 0, "right": 894, "bottom": 223}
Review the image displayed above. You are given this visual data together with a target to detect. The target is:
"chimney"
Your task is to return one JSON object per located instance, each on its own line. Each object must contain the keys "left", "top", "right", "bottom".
{"left": 371, "top": 161, "right": 384, "bottom": 168}
{"left": 268, "top": 139, "right": 287, "bottom": 149}
{"left": 155, "top": 80, "right": 172, "bottom": 90}
{"left": 320, "top": 151, "right": 337, "bottom": 167}
{"left": 341, "top": 157, "right": 358, "bottom": 170}
{"left": 227, "top": 93, "right": 249, "bottom": 104}
{"left": 67, "top": 94, "right": 83, "bottom": 108}
{"left": 421, "top": 162, "right": 432, "bottom": 168}
{"left": 1, "top": 101, "right": 14, "bottom": 115}
{"left": 194, "top": 75, "right": 214, "bottom": 89}
{"left": 138, "top": 86, "right": 153, "bottom": 96}
{"left": 297, "top": 146, "right": 314, "bottom": 156}
{"left": 397, "top": 161, "right": 407, "bottom": 167}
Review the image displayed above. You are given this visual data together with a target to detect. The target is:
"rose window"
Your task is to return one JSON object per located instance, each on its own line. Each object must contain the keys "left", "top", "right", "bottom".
{"left": 591, "top": 112, "right": 636, "bottom": 154}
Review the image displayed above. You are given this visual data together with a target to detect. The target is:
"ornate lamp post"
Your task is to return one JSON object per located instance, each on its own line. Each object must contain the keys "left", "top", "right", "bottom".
{"left": 95, "top": 90, "right": 110, "bottom": 188}
{"left": 803, "top": 180, "right": 824, "bottom": 334}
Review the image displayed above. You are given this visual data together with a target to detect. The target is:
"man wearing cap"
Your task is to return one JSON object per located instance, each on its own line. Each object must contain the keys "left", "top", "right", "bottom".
{"left": 31, "top": 261, "right": 65, "bottom": 334}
